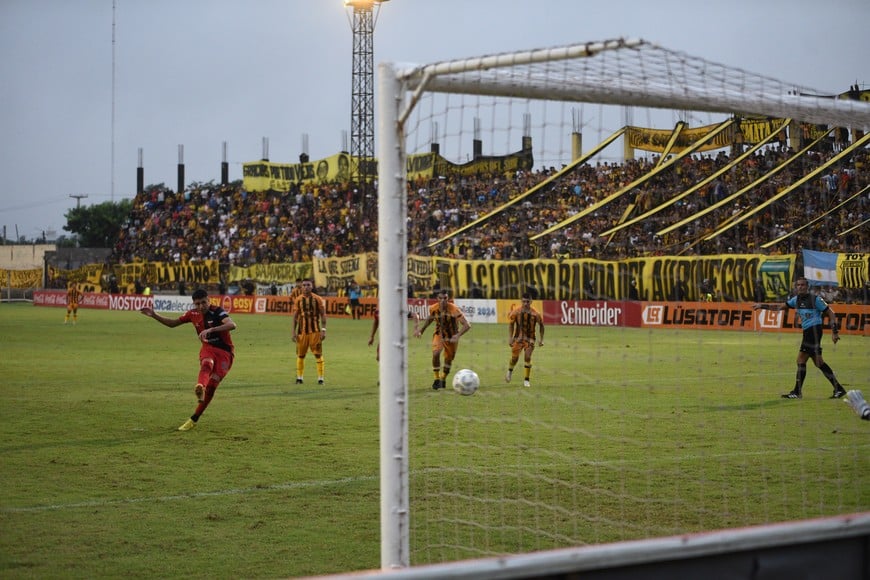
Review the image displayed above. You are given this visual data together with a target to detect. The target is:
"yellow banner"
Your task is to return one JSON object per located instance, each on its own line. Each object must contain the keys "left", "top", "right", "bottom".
{"left": 46, "top": 264, "right": 105, "bottom": 291}
{"left": 627, "top": 119, "right": 791, "bottom": 151}
{"left": 737, "top": 118, "right": 788, "bottom": 144}
{"left": 313, "top": 253, "right": 373, "bottom": 293}
{"left": 25, "top": 254, "right": 799, "bottom": 301}
{"left": 79, "top": 263, "right": 105, "bottom": 287}
{"left": 626, "top": 123, "right": 733, "bottom": 153}
{"left": 1, "top": 268, "right": 41, "bottom": 288}
{"left": 229, "top": 263, "right": 313, "bottom": 285}
{"left": 244, "top": 148, "right": 534, "bottom": 191}
{"left": 242, "top": 153, "right": 355, "bottom": 192}
{"left": 112, "top": 260, "right": 219, "bottom": 291}
{"left": 837, "top": 253, "right": 868, "bottom": 288}
{"left": 431, "top": 149, "right": 534, "bottom": 178}
{"left": 406, "top": 152, "right": 437, "bottom": 181}
{"left": 307, "top": 253, "right": 795, "bottom": 301}
{"left": 408, "top": 254, "right": 437, "bottom": 296}
{"left": 405, "top": 254, "right": 795, "bottom": 302}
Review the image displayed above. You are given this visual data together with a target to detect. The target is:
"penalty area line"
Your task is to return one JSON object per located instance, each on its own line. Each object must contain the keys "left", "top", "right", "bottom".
{"left": 2, "top": 474, "right": 378, "bottom": 514}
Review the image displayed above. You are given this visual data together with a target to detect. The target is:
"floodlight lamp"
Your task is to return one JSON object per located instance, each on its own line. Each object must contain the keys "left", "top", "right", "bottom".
{"left": 344, "top": 0, "right": 389, "bottom": 9}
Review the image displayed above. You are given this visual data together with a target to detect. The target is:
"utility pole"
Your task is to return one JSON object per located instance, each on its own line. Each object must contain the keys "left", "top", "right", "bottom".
{"left": 68, "top": 194, "right": 88, "bottom": 247}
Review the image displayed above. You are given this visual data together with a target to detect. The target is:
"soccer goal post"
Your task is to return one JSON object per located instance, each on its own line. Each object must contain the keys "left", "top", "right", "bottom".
{"left": 377, "top": 38, "right": 870, "bottom": 571}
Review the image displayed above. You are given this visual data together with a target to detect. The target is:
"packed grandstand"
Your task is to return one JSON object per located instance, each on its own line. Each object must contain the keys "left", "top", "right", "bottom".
{"left": 112, "top": 139, "right": 868, "bottom": 267}
{"left": 25, "top": 116, "right": 869, "bottom": 304}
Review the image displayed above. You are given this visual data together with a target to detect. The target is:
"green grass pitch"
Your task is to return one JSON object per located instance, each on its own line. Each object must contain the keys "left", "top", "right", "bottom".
{"left": 1, "top": 303, "right": 867, "bottom": 578}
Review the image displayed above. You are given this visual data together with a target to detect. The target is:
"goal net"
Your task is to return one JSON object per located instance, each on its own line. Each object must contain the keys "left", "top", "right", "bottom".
{"left": 376, "top": 38, "right": 870, "bottom": 570}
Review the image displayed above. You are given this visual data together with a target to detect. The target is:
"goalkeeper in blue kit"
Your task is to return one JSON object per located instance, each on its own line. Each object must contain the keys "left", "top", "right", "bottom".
{"left": 753, "top": 277, "right": 846, "bottom": 400}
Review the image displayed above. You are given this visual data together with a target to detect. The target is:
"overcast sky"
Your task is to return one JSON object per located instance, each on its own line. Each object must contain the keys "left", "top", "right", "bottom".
{"left": 1, "top": 0, "right": 867, "bottom": 241}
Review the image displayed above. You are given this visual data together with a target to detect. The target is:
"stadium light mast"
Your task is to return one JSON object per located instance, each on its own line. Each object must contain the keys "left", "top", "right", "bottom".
{"left": 344, "top": 0, "right": 388, "bottom": 211}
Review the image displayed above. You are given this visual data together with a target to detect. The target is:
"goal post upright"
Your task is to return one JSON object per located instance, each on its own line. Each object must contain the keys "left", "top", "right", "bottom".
{"left": 377, "top": 60, "right": 410, "bottom": 570}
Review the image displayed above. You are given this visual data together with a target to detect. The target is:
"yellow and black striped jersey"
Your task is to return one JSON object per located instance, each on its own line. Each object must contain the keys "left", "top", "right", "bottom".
{"left": 293, "top": 293, "right": 326, "bottom": 334}
{"left": 508, "top": 306, "right": 542, "bottom": 341}
{"left": 428, "top": 301, "right": 464, "bottom": 339}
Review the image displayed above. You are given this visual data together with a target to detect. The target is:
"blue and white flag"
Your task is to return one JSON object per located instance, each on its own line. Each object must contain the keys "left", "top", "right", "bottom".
{"left": 802, "top": 249, "right": 839, "bottom": 286}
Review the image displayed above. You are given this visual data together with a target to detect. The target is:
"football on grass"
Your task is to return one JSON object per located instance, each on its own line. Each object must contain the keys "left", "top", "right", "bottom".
{"left": 452, "top": 369, "right": 480, "bottom": 396}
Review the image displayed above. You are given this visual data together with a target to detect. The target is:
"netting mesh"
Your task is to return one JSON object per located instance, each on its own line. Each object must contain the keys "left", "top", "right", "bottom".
{"left": 377, "top": 39, "right": 870, "bottom": 567}
{"left": 399, "top": 38, "right": 870, "bottom": 130}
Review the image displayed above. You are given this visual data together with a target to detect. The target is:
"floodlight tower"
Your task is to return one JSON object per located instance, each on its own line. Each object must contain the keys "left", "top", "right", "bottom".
{"left": 345, "top": 0, "right": 389, "bottom": 209}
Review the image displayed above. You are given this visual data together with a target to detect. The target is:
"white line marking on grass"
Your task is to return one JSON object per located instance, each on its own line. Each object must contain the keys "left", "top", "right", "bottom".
{"left": 8, "top": 442, "right": 868, "bottom": 514}
{"left": 2, "top": 475, "right": 378, "bottom": 513}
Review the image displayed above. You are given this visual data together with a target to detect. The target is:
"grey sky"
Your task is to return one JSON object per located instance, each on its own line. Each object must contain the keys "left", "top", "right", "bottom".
{"left": 1, "top": 0, "right": 867, "bottom": 240}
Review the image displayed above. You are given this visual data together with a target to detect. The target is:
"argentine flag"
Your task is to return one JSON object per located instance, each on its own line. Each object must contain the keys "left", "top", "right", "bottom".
{"left": 802, "top": 249, "right": 839, "bottom": 286}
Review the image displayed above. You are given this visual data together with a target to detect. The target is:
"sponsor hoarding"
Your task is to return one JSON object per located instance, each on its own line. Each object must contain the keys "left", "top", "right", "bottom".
{"left": 30, "top": 292, "right": 869, "bottom": 335}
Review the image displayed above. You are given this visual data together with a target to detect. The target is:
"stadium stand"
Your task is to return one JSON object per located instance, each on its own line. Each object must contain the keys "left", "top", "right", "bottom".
{"left": 109, "top": 141, "right": 868, "bottom": 278}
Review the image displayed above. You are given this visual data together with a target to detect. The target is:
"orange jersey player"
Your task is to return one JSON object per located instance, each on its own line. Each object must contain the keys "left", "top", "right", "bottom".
{"left": 505, "top": 293, "right": 545, "bottom": 387}
{"left": 292, "top": 279, "right": 327, "bottom": 385}
{"left": 414, "top": 289, "right": 471, "bottom": 390}
{"left": 64, "top": 283, "right": 84, "bottom": 325}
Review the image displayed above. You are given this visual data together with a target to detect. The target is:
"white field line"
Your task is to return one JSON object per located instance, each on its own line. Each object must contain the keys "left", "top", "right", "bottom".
{"left": 7, "top": 443, "right": 868, "bottom": 514}
{"left": 2, "top": 475, "right": 378, "bottom": 514}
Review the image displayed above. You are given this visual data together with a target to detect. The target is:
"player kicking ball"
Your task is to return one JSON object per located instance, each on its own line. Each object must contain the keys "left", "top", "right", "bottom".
{"left": 140, "top": 289, "right": 237, "bottom": 431}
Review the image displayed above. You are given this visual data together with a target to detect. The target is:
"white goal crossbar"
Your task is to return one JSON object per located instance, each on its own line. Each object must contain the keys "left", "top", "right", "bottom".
{"left": 397, "top": 38, "right": 870, "bottom": 130}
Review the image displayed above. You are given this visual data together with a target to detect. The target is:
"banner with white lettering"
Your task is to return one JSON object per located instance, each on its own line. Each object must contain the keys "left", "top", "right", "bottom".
{"left": 313, "top": 254, "right": 375, "bottom": 293}
{"left": 452, "top": 299, "right": 498, "bottom": 324}
{"left": 426, "top": 254, "right": 795, "bottom": 302}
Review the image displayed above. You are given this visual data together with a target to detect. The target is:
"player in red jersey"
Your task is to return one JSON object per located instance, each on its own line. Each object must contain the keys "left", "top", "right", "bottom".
{"left": 140, "top": 288, "right": 237, "bottom": 431}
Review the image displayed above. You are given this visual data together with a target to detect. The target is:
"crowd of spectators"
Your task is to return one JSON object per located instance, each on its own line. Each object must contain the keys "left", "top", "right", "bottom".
{"left": 408, "top": 144, "right": 868, "bottom": 261}
{"left": 112, "top": 181, "right": 374, "bottom": 265}
{"left": 111, "top": 143, "right": 869, "bottom": 270}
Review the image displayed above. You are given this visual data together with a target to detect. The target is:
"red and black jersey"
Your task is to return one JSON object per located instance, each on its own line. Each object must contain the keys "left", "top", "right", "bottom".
{"left": 180, "top": 305, "right": 234, "bottom": 354}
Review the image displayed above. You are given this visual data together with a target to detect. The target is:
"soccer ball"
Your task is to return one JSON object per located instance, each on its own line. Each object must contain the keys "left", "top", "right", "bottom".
{"left": 452, "top": 369, "right": 480, "bottom": 396}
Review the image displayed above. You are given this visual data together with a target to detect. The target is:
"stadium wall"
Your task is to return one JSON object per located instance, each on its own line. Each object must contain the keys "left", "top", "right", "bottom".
{"left": 31, "top": 292, "right": 870, "bottom": 336}
{"left": 0, "top": 243, "right": 54, "bottom": 269}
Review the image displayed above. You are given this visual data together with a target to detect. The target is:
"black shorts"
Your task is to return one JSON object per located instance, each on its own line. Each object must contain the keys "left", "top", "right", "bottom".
{"left": 798, "top": 325, "right": 824, "bottom": 356}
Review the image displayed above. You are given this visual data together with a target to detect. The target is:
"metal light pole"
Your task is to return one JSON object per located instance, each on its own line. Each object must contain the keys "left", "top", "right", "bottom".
{"left": 344, "top": 0, "right": 389, "bottom": 212}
